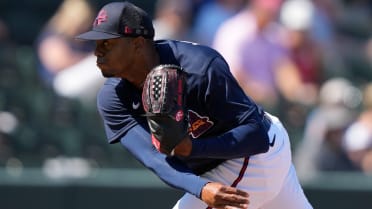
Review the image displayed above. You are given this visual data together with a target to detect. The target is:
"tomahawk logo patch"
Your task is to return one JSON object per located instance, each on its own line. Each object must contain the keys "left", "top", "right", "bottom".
{"left": 188, "top": 110, "right": 214, "bottom": 138}
{"left": 94, "top": 9, "right": 108, "bottom": 26}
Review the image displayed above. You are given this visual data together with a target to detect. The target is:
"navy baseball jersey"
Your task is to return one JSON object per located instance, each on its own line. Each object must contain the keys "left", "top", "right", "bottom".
{"left": 97, "top": 40, "right": 270, "bottom": 188}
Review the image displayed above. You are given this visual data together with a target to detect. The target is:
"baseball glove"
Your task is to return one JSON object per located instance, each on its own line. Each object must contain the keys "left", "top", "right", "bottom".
{"left": 142, "top": 64, "right": 188, "bottom": 155}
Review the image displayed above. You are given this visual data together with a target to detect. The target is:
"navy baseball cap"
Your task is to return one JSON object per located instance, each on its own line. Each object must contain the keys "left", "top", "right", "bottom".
{"left": 76, "top": 1, "right": 154, "bottom": 40}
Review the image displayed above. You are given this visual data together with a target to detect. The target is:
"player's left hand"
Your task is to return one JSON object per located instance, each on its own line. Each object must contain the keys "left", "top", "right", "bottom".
{"left": 201, "top": 182, "right": 249, "bottom": 209}
{"left": 142, "top": 64, "right": 188, "bottom": 155}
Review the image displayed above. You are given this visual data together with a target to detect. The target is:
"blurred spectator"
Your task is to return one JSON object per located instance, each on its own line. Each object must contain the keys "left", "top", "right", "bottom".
{"left": 213, "top": 0, "right": 315, "bottom": 113}
{"left": 52, "top": 54, "right": 105, "bottom": 105}
{"left": 0, "top": 18, "right": 15, "bottom": 59}
{"left": 192, "top": 0, "right": 246, "bottom": 46}
{"left": 35, "top": 0, "right": 95, "bottom": 85}
{"left": 0, "top": 19, "right": 9, "bottom": 42}
{"left": 0, "top": 112, "right": 18, "bottom": 167}
{"left": 336, "top": 0, "right": 372, "bottom": 39}
{"left": 190, "top": 0, "right": 213, "bottom": 12}
{"left": 310, "top": 0, "right": 341, "bottom": 46}
{"left": 277, "top": 0, "right": 325, "bottom": 136}
{"left": 324, "top": 0, "right": 372, "bottom": 81}
{"left": 0, "top": 18, "right": 15, "bottom": 69}
{"left": 294, "top": 78, "right": 361, "bottom": 180}
{"left": 342, "top": 82, "right": 372, "bottom": 174}
{"left": 35, "top": 0, "right": 105, "bottom": 105}
{"left": 152, "top": 0, "right": 193, "bottom": 40}
{"left": 367, "top": 37, "right": 372, "bottom": 71}
{"left": 292, "top": 0, "right": 350, "bottom": 83}
{"left": 0, "top": 19, "right": 18, "bottom": 167}
{"left": 280, "top": 0, "right": 323, "bottom": 93}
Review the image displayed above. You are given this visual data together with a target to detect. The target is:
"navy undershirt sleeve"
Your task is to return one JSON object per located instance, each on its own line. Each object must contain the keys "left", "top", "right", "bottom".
{"left": 190, "top": 122, "right": 269, "bottom": 159}
{"left": 120, "top": 124, "right": 209, "bottom": 198}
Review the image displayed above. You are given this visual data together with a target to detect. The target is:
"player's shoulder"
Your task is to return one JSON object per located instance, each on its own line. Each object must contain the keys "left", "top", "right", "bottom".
{"left": 175, "top": 40, "right": 220, "bottom": 56}
{"left": 99, "top": 77, "right": 123, "bottom": 94}
{"left": 97, "top": 78, "right": 125, "bottom": 108}
{"left": 156, "top": 40, "right": 227, "bottom": 74}
{"left": 156, "top": 40, "right": 222, "bottom": 60}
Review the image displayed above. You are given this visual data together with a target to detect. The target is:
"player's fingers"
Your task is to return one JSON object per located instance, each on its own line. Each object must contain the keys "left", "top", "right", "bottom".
{"left": 201, "top": 183, "right": 249, "bottom": 208}
{"left": 219, "top": 186, "right": 249, "bottom": 203}
{"left": 218, "top": 190, "right": 250, "bottom": 208}
{"left": 213, "top": 192, "right": 249, "bottom": 208}
{"left": 223, "top": 194, "right": 250, "bottom": 205}
{"left": 221, "top": 186, "right": 249, "bottom": 197}
{"left": 210, "top": 199, "right": 249, "bottom": 208}
{"left": 222, "top": 193, "right": 249, "bottom": 204}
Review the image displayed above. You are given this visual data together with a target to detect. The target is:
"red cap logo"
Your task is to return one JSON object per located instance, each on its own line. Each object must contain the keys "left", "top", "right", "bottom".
{"left": 93, "top": 9, "right": 108, "bottom": 26}
{"left": 124, "top": 26, "right": 133, "bottom": 34}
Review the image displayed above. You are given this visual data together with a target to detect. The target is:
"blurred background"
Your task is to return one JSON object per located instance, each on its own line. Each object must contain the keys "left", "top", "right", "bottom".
{"left": 0, "top": 0, "right": 371, "bottom": 208}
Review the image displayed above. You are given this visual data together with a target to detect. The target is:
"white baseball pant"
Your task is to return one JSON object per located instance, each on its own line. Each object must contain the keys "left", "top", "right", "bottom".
{"left": 172, "top": 113, "right": 313, "bottom": 209}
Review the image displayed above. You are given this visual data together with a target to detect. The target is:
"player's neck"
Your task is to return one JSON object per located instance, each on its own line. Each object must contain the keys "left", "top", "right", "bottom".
{"left": 134, "top": 43, "right": 160, "bottom": 90}
{"left": 147, "top": 42, "right": 160, "bottom": 70}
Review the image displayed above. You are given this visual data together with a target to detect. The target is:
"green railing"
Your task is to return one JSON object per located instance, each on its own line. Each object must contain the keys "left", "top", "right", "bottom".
{"left": 1, "top": 169, "right": 372, "bottom": 209}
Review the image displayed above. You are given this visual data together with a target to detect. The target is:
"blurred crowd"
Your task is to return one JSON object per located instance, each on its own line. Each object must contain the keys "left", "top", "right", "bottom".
{"left": 0, "top": 0, "right": 371, "bottom": 179}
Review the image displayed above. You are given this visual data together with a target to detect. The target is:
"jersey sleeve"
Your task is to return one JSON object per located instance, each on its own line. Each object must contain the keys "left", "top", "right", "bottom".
{"left": 190, "top": 57, "right": 270, "bottom": 158}
{"left": 97, "top": 79, "right": 144, "bottom": 143}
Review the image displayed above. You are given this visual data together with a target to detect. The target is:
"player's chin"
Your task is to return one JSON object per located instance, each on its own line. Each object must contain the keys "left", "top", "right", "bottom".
{"left": 101, "top": 71, "right": 114, "bottom": 78}
{"left": 97, "top": 66, "right": 114, "bottom": 78}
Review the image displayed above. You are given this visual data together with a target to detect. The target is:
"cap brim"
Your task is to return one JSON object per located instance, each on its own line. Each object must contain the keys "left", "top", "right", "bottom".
{"left": 75, "top": 30, "right": 121, "bottom": 40}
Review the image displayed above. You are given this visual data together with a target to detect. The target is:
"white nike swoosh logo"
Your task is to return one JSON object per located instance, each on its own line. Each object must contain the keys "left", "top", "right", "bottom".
{"left": 132, "top": 101, "right": 140, "bottom": 110}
